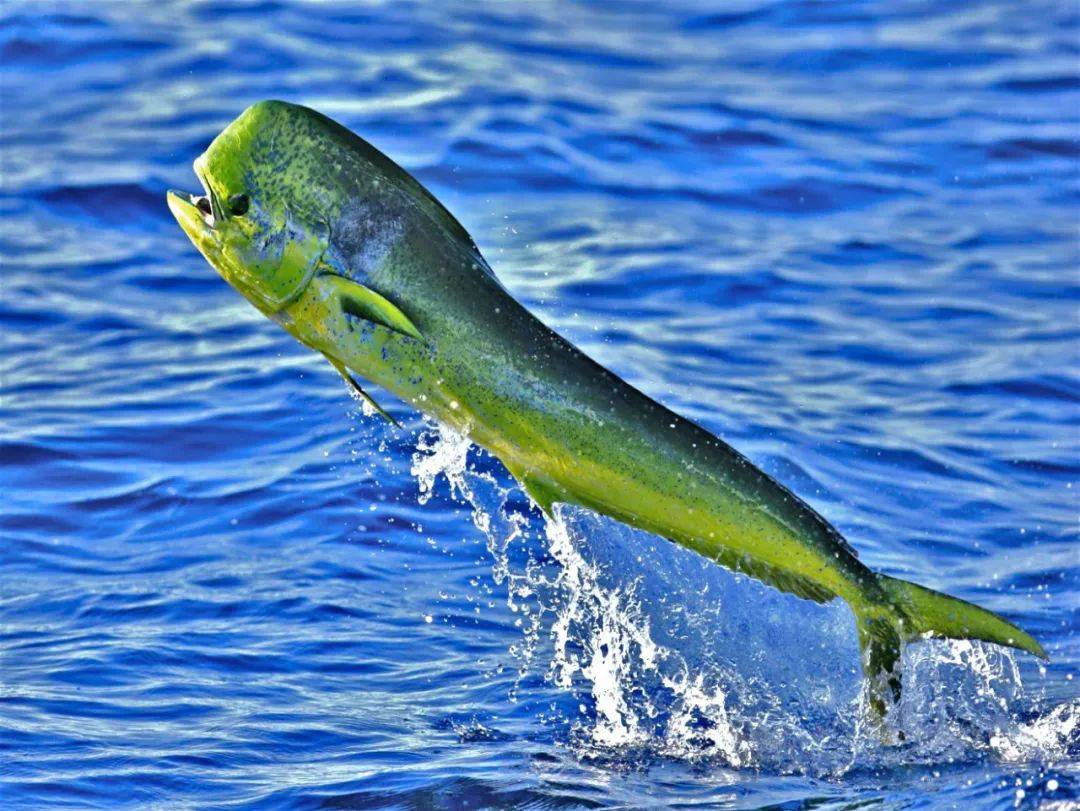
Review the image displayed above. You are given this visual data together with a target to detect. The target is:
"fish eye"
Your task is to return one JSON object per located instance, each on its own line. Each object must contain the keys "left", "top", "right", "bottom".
{"left": 228, "top": 193, "right": 250, "bottom": 216}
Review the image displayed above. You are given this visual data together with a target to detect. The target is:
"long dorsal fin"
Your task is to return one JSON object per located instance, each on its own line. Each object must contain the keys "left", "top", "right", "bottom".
{"left": 324, "top": 356, "right": 401, "bottom": 428}
{"left": 319, "top": 272, "right": 423, "bottom": 340}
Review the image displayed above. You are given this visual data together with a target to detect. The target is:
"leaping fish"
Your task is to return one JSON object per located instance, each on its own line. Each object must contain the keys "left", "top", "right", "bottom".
{"left": 168, "top": 101, "right": 1045, "bottom": 723}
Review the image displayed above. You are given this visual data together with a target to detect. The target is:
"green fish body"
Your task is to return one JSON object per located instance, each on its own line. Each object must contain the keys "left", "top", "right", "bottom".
{"left": 168, "top": 101, "right": 1045, "bottom": 722}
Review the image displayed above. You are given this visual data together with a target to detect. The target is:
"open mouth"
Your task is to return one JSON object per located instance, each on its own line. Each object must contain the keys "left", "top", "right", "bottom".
{"left": 168, "top": 190, "right": 214, "bottom": 223}
{"left": 167, "top": 160, "right": 221, "bottom": 241}
{"left": 192, "top": 193, "right": 214, "bottom": 222}
{"left": 169, "top": 163, "right": 218, "bottom": 226}
{"left": 167, "top": 189, "right": 213, "bottom": 245}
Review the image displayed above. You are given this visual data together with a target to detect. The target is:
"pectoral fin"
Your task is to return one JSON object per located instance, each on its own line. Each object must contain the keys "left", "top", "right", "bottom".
{"left": 320, "top": 273, "right": 423, "bottom": 340}
{"left": 325, "top": 356, "right": 401, "bottom": 428}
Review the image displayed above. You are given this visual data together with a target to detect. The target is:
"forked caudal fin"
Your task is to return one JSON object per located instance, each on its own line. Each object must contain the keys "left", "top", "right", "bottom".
{"left": 856, "top": 573, "right": 1047, "bottom": 723}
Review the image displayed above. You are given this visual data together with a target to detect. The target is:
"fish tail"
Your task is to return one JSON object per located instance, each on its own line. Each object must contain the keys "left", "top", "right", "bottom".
{"left": 854, "top": 574, "right": 1046, "bottom": 723}
{"left": 853, "top": 601, "right": 905, "bottom": 723}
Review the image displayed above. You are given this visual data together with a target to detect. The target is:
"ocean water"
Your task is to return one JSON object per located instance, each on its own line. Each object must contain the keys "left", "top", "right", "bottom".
{"left": 1, "top": 1, "right": 1078, "bottom": 808}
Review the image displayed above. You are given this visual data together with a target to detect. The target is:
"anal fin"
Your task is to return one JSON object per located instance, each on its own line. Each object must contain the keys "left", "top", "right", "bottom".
{"left": 522, "top": 477, "right": 562, "bottom": 517}
{"left": 503, "top": 462, "right": 564, "bottom": 518}
{"left": 737, "top": 556, "right": 836, "bottom": 604}
{"left": 703, "top": 546, "right": 836, "bottom": 604}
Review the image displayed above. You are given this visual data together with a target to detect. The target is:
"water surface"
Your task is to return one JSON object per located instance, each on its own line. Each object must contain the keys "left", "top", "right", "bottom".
{"left": 2, "top": 1, "right": 1078, "bottom": 808}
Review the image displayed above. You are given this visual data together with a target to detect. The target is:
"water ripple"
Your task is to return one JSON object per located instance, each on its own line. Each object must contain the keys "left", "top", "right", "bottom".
{"left": 1, "top": 0, "right": 1077, "bottom": 808}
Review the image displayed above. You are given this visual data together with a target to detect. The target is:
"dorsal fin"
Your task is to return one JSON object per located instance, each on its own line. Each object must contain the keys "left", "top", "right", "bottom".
{"left": 301, "top": 105, "right": 486, "bottom": 257}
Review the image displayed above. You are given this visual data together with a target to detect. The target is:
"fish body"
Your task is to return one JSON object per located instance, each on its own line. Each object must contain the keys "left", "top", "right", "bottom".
{"left": 168, "top": 101, "right": 1045, "bottom": 721}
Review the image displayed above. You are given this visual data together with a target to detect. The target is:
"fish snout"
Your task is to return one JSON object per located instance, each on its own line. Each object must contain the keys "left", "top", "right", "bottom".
{"left": 167, "top": 188, "right": 219, "bottom": 252}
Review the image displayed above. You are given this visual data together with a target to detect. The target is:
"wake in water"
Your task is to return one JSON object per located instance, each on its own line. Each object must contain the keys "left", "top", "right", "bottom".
{"left": 411, "top": 423, "right": 1077, "bottom": 776}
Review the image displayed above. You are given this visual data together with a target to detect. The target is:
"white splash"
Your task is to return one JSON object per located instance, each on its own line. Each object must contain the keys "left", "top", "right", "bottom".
{"left": 409, "top": 423, "right": 788, "bottom": 766}
{"left": 412, "top": 426, "right": 472, "bottom": 507}
{"left": 544, "top": 513, "right": 658, "bottom": 749}
{"left": 409, "top": 421, "right": 1076, "bottom": 774}
{"left": 991, "top": 699, "right": 1079, "bottom": 762}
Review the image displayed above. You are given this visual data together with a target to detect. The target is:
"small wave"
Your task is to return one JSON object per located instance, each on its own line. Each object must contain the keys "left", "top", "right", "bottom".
{"left": 32, "top": 183, "right": 166, "bottom": 226}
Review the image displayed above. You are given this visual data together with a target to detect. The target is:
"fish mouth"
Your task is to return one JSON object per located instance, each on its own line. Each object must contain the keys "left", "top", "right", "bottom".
{"left": 166, "top": 189, "right": 213, "bottom": 234}
{"left": 167, "top": 159, "right": 222, "bottom": 253}
{"left": 166, "top": 153, "right": 219, "bottom": 228}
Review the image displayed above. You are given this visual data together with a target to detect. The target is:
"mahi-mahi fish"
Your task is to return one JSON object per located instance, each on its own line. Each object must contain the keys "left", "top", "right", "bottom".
{"left": 168, "top": 100, "right": 1045, "bottom": 721}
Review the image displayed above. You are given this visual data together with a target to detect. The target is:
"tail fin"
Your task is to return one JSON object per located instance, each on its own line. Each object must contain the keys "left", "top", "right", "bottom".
{"left": 879, "top": 574, "right": 1046, "bottom": 659}
{"left": 855, "top": 574, "right": 1046, "bottom": 723}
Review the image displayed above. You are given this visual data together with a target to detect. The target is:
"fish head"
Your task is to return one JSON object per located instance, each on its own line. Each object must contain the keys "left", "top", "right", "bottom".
{"left": 167, "top": 100, "right": 330, "bottom": 316}
{"left": 169, "top": 100, "right": 500, "bottom": 420}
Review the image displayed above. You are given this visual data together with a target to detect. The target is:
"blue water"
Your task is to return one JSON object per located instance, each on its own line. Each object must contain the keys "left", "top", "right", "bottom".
{"left": 2, "top": 1, "right": 1078, "bottom": 808}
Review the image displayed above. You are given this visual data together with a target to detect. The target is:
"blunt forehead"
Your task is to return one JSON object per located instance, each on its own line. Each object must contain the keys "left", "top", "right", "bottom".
{"left": 204, "top": 103, "right": 330, "bottom": 183}
{"left": 201, "top": 102, "right": 371, "bottom": 222}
